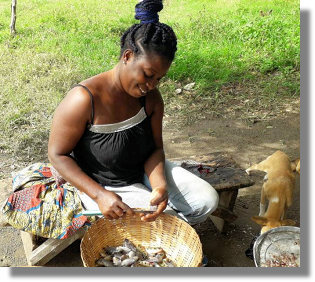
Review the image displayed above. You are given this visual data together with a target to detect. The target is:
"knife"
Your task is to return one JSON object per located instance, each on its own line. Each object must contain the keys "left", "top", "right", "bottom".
{"left": 82, "top": 207, "right": 157, "bottom": 216}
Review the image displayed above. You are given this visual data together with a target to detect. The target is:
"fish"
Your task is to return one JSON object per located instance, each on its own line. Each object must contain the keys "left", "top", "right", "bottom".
{"left": 147, "top": 253, "right": 164, "bottom": 263}
{"left": 146, "top": 247, "right": 165, "bottom": 256}
{"left": 137, "top": 260, "right": 154, "bottom": 267}
{"left": 121, "top": 256, "right": 139, "bottom": 267}
{"left": 99, "top": 251, "right": 112, "bottom": 261}
{"left": 112, "top": 257, "right": 122, "bottom": 266}
{"left": 128, "top": 251, "right": 136, "bottom": 258}
{"left": 116, "top": 246, "right": 131, "bottom": 253}
{"left": 96, "top": 239, "right": 176, "bottom": 267}
{"left": 161, "top": 258, "right": 176, "bottom": 267}
{"left": 104, "top": 246, "right": 120, "bottom": 255}
{"left": 123, "top": 239, "right": 137, "bottom": 252}
{"left": 95, "top": 258, "right": 114, "bottom": 267}
{"left": 123, "top": 239, "right": 147, "bottom": 260}
{"left": 113, "top": 252, "right": 128, "bottom": 260}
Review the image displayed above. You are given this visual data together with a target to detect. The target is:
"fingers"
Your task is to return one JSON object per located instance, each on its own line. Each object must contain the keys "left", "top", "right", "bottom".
{"left": 141, "top": 200, "right": 167, "bottom": 222}
{"left": 150, "top": 188, "right": 168, "bottom": 206}
{"left": 103, "top": 212, "right": 115, "bottom": 220}
{"left": 99, "top": 189, "right": 167, "bottom": 222}
{"left": 118, "top": 202, "right": 134, "bottom": 216}
{"left": 150, "top": 194, "right": 167, "bottom": 206}
{"left": 103, "top": 202, "right": 134, "bottom": 220}
{"left": 112, "top": 206, "right": 124, "bottom": 217}
{"left": 140, "top": 212, "right": 159, "bottom": 222}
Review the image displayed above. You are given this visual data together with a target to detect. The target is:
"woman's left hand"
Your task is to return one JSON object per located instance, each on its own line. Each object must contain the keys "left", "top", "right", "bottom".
{"left": 140, "top": 187, "right": 168, "bottom": 222}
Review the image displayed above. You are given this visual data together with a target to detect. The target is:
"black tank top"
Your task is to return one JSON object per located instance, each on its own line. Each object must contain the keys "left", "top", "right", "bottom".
{"left": 72, "top": 84, "right": 156, "bottom": 187}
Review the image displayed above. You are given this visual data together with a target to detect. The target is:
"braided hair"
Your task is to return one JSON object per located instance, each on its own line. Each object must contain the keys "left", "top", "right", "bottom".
{"left": 120, "top": 0, "right": 177, "bottom": 62}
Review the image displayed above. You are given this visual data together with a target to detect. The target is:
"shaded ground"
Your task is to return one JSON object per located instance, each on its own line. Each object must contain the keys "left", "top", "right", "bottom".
{"left": 162, "top": 112, "right": 300, "bottom": 267}
{"left": 0, "top": 108, "right": 300, "bottom": 267}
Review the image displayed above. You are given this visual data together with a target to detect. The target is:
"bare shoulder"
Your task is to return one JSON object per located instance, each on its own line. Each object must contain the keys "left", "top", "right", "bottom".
{"left": 49, "top": 85, "right": 96, "bottom": 156}
{"left": 54, "top": 85, "right": 93, "bottom": 125}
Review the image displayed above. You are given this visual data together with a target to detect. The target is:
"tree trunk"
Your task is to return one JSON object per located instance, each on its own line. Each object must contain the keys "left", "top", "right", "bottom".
{"left": 10, "top": 0, "right": 17, "bottom": 35}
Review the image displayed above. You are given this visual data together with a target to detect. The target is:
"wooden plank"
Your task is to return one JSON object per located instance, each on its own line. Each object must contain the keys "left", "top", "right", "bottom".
{"left": 20, "top": 231, "right": 37, "bottom": 265}
{"left": 209, "top": 215, "right": 225, "bottom": 232}
{"left": 211, "top": 205, "right": 238, "bottom": 223}
{"left": 170, "top": 152, "right": 238, "bottom": 168}
{"left": 228, "top": 190, "right": 239, "bottom": 211}
{"left": 181, "top": 165, "right": 254, "bottom": 192}
{"left": 28, "top": 227, "right": 86, "bottom": 266}
{"left": 173, "top": 153, "right": 255, "bottom": 192}
{"left": 209, "top": 191, "right": 237, "bottom": 232}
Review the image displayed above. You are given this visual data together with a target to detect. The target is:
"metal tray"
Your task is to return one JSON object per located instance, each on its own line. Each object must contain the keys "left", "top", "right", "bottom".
{"left": 253, "top": 226, "right": 300, "bottom": 267}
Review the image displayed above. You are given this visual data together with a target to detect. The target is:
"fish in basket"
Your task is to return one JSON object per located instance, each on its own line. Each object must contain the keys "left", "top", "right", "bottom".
{"left": 80, "top": 213, "right": 203, "bottom": 267}
{"left": 94, "top": 238, "right": 176, "bottom": 267}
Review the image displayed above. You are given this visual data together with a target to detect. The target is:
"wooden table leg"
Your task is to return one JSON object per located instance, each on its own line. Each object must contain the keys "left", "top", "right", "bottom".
{"left": 209, "top": 190, "right": 239, "bottom": 233}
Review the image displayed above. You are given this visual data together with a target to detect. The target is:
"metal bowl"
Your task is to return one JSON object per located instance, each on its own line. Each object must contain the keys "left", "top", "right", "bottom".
{"left": 253, "top": 226, "right": 300, "bottom": 267}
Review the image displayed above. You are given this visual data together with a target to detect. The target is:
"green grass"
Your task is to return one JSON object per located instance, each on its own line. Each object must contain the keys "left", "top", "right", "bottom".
{"left": 0, "top": 0, "right": 300, "bottom": 163}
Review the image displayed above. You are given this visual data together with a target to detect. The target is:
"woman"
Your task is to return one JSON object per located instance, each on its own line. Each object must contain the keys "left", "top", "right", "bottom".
{"left": 3, "top": 1, "right": 218, "bottom": 238}
{"left": 48, "top": 0, "right": 218, "bottom": 224}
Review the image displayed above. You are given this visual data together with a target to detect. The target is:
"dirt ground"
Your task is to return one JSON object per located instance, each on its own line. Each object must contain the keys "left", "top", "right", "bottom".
{"left": 0, "top": 112, "right": 300, "bottom": 267}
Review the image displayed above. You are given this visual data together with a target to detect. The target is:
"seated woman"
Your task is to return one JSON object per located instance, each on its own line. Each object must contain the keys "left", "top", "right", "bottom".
{"left": 2, "top": 0, "right": 218, "bottom": 239}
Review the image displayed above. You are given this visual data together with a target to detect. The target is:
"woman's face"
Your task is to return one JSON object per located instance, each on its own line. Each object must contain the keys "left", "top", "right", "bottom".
{"left": 120, "top": 51, "right": 172, "bottom": 98}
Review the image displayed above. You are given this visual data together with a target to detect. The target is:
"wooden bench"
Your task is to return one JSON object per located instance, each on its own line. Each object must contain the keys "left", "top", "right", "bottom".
{"left": 0, "top": 152, "right": 254, "bottom": 266}
{"left": 20, "top": 228, "right": 86, "bottom": 266}
{"left": 171, "top": 151, "right": 255, "bottom": 232}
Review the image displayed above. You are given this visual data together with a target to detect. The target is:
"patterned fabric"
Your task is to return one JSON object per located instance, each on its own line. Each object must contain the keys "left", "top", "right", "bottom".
{"left": 1, "top": 163, "right": 94, "bottom": 239}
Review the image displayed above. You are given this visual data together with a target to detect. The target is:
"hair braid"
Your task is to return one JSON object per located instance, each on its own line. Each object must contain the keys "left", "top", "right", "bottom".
{"left": 129, "top": 24, "right": 142, "bottom": 53}
{"left": 120, "top": 25, "right": 132, "bottom": 49}
{"left": 142, "top": 22, "right": 153, "bottom": 44}
{"left": 120, "top": 0, "right": 177, "bottom": 62}
{"left": 140, "top": 0, "right": 163, "bottom": 12}
{"left": 160, "top": 26, "right": 168, "bottom": 44}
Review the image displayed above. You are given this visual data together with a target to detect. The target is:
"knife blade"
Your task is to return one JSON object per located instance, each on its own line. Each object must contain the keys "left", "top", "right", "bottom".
{"left": 82, "top": 207, "right": 157, "bottom": 217}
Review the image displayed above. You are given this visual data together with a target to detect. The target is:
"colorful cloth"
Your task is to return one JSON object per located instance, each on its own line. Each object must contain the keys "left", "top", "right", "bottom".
{"left": 1, "top": 163, "right": 93, "bottom": 239}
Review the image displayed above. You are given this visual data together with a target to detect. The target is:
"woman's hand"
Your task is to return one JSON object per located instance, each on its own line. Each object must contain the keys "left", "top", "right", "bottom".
{"left": 96, "top": 190, "right": 134, "bottom": 220}
{"left": 140, "top": 187, "right": 168, "bottom": 222}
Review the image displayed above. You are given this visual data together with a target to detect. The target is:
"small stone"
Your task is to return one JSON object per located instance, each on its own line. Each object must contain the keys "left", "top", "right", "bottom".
{"left": 207, "top": 129, "right": 215, "bottom": 136}
{"left": 183, "top": 82, "right": 195, "bottom": 91}
{"left": 175, "top": 88, "right": 182, "bottom": 94}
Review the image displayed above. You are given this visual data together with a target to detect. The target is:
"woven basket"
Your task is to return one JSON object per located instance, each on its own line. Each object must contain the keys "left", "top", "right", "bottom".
{"left": 80, "top": 213, "right": 203, "bottom": 267}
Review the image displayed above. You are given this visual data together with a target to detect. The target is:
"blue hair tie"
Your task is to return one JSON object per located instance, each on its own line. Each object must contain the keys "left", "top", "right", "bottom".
{"left": 135, "top": 7, "right": 159, "bottom": 24}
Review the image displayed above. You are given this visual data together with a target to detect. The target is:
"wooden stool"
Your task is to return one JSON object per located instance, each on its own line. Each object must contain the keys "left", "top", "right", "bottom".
{"left": 171, "top": 151, "right": 255, "bottom": 232}
{"left": 20, "top": 228, "right": 86, "bottom": 266}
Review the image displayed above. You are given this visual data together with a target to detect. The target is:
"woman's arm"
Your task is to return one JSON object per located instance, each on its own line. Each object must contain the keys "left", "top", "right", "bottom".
{"left": 48, "top": 87, "right": 133, "bottom": 219}
{"left": 142, "top": 89, "right": 168, "bottom": 222}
